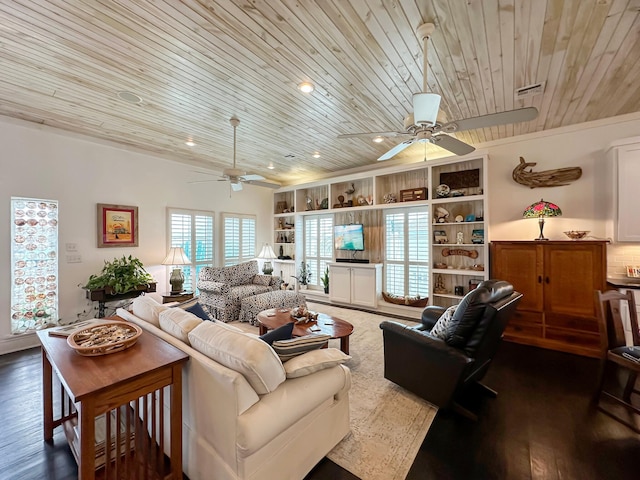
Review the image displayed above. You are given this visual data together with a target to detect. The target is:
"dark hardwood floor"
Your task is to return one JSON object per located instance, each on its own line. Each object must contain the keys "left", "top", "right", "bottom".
{"left": 2, "top": 342, "right": 639, "bottom": 480}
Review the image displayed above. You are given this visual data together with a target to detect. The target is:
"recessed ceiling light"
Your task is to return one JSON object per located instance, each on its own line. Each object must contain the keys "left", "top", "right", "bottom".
{"left": 267, "top": 163, "right": 275, "bottom": 170}
{"left": 373, "top": 136, "right": 384, "bottom": 143}
{"left": 185, "top": 140, "right": 196, "bottom": 147}
{"left": 297, "top": 82, "right": 314, "bottom": 93}
{"left": 116, "top": 90, "right": 143, "bottom": 104}
{"left": 312, "top": 152, "right": 321, "bottom": 158}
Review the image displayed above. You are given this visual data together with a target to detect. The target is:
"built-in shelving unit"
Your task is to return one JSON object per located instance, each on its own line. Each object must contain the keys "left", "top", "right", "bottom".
{"left": 272, "top": 153, "right": 489, "bottom": 309}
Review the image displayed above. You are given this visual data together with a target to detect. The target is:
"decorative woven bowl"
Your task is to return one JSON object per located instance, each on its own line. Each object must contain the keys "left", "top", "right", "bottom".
{"left": 563, "top": 230, "right": 589, "bottom": 240}
{"left": 67, "top": 321, "right": 142, "bottom": 356}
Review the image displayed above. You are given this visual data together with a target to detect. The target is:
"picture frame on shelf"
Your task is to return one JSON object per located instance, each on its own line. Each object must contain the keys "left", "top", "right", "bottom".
{"left": 471, "top": 229, "right": 485, "bottom": 244}
{"left": 97, "top": 203, "right": 138, "bottom": 248}
{"left": 464, "top": 214, "right": 476, "bottom": 222}
{"left": 434, "top": 230, "right": 448, "bottom": 244}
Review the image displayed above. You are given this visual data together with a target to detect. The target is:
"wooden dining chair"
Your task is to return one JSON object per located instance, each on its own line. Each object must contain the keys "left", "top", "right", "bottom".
{"left": 594, "top": 289, "right": 640, "bottom": 432}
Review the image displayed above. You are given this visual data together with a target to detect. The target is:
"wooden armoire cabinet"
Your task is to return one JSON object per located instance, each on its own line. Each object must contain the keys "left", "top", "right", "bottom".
{"left": 490, "top": 241, "right": 607, "bottom": 358}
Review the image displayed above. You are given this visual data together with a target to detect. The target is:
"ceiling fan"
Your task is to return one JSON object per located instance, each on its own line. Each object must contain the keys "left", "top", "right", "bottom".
{"left": 338, "top": 23, "right": 539, "bottom": 160}
{"left": 190, "top": 116, "right": 280, "bottom": 191}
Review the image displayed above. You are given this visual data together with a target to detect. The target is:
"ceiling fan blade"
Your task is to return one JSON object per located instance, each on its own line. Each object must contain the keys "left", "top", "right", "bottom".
{"left": 240, "top": 173, "right": 266, "bottom": 181}
{"left": 338, "top": 131, "right": 408, "bottom": 139}
{"left": 377, "top": 139, "right": 417, "bottom": 161}
{"left": 245, "top": 179, "right": 281, "bottom": 189}
{"left": 439, "top": 107, "right": 538, "bottom": 133}
{"left": 187, "top": 180, "right": 215, "bottom": 184}
{"left": 231, "top": 181, "right": 243, "bottom": 192}
{"left": 431, "top": 135, "right": 476, "bottom": 156}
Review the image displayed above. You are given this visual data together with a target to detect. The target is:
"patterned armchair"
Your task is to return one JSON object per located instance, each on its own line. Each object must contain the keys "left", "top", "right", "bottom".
{"left": 197, "top": 260, "right": 281, "bottom": 323}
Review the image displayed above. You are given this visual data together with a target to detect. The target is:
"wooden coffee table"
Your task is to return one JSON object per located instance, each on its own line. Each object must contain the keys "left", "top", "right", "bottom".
{"left": 257, "top": 309, "right": 354, "bottom": 354}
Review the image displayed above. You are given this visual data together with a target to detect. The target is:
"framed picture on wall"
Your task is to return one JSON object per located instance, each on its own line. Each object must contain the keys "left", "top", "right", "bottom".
{"left": 97, "top": 203, "right": 138, "bottom": 248}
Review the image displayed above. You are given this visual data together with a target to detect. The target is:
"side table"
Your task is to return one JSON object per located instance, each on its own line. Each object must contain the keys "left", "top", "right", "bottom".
{"left": 37, "top": 321, "right": 189, "bottom": 480}
{"left": 161, "top": 291, "right": 194, "bottom": 304}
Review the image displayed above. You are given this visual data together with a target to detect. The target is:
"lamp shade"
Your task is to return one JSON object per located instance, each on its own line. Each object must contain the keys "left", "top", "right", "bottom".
{"left": 523, "top": 199, "right": 562, "bottom": 241}
{"left": 258, "top": 244, "right": 277, "bottom": 260}
{"left": 161, "top": 247, "right": 191, "bottom": 266}
{"left": 523, "top": 199, "right": 562, "bottom": 218}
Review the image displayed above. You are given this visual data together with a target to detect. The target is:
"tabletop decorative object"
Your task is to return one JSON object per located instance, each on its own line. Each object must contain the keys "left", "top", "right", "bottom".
{"left": 67, "top": 321, "right": 142, "bottom": 356}
{"left": 523, "top": 199, "right": 562, "bottom": 241}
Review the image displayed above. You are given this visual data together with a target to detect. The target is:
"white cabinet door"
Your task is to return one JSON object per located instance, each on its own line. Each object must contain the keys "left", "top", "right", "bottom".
{"left": 350, "top": 266, "right": 381, "bottom": 307}
{"left": 328, "top": 263, "right": 382, "bottom": 307}
{"left": 329, "top": 265, "right": 352, "bottom": 304}
{"left": 617, "top": 144, "right": 640, "bottom": 242}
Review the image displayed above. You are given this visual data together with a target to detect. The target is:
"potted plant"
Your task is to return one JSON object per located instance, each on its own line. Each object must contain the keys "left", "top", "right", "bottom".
{"left": 293, "top": 261, "right": 312, "bottom": 290}
{"left": 321, "top": 267, "right": 329, "bottom": 294}
{"left": 83, "top": 255, "right": 156, "bottom": 300}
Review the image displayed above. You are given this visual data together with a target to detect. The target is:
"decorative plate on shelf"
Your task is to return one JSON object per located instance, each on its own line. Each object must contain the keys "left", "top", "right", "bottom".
{"left": 67, "top": 321, "right": 142, "bottom": 356}
{"left": 436, "top": 184, "right": 450, "bottom": 197}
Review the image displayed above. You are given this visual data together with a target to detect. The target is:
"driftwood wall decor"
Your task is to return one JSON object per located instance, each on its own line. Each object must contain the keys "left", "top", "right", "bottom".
{"left": 512, "top": 157, "right": 582, "bottom": 188}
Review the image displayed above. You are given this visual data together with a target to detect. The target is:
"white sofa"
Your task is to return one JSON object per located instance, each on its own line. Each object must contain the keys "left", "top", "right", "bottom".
{"left": 116, "top": 298, "right": 351, "bottom": 480}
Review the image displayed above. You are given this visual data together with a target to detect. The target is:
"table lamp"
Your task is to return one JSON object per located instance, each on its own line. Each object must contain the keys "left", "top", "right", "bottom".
{"left": 161, "top": 247, "right": 191, "bottom": 293}
{"left": 258, "top": 243, "right": 277, "bottom": 275}
{"left": 523, "top": 199, "right": 562, "bottom": 241}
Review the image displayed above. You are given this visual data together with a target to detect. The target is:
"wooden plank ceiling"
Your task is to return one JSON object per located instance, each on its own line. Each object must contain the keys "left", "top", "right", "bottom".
{"left": 0, "top": 0, "right": 639, "bottom": 185}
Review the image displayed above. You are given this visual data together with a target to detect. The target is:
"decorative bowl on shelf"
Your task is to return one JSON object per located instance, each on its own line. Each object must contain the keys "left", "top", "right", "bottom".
{"left": 67, "top": 321, "right": 142, "bottom": 356}
{"left": 563, "top": 230, "right": 589, "bottom": 240}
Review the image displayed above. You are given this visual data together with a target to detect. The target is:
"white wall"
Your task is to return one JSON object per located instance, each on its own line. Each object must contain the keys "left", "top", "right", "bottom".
{"left": 0, "top": 117, "right": 274, "bottom": 354}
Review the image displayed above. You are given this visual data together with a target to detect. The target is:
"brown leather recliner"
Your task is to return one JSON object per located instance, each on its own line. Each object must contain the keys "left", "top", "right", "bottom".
{"left": 379, "top": 279, "right": 522, "bottom": 420}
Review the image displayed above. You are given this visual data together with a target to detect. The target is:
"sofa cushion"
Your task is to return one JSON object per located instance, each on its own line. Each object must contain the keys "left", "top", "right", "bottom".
{"left": 272, "top": 334, "right": 331, "bottom": 362}
{"left": 227, "top": 261, "right": 259, "bottom": 286}
{"left": 430, "top": 305, "right": 457, "bottom": 340}
{"left": 159, "top": 308, "right": 202, "bottom": 344}
{"left": 259, "top": 322, "right": 294, "bottom": 345}
{"left": 284, "top": 348, "right": 351, "bottom": 378}
{"left": 253, "top": 274, "right": 272, "bottom": 286}
{"left": 131, "top": 294, "right": 169, "bottom": 327}
{"left": 188, "top": 321, "right": 286, "bottom": 394}
{"left": 175, "top": 297, "right": 214, "bottom": 321}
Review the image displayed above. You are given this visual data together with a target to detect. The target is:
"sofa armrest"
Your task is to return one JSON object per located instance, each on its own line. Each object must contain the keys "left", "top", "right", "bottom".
{"left": 420, "top": 306, "right": 446, "bottom": 330}
{"left": 198, "top": 280, "right": 230, "bottom": 294}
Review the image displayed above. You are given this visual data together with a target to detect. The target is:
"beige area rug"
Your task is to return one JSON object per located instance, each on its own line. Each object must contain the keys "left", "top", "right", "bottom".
{"left": 233, "top": 303, "right": 437, "bottom": 480}
{"left": 306, "top": 303, "right": 437, "bottom": 480}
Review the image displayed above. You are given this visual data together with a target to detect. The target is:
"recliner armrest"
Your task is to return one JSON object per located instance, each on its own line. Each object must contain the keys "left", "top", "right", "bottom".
{"left": 420, "top": 306, "right": 446, "bottom": 330}
{"left": 379, "top": 320, "right": 471, "bottom": 365}
{"left": 197, "top": 280, "right": 230, "bottom": 294}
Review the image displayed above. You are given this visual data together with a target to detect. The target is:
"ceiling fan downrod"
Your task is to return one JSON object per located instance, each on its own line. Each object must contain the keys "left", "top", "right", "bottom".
{"left": 412, "top": 23, "right": 440, "bottom": 128}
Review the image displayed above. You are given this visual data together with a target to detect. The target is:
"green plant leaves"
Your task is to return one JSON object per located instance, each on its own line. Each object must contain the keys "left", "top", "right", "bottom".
{"left": 83, "top": 255, "right": 154, "bottom": 294}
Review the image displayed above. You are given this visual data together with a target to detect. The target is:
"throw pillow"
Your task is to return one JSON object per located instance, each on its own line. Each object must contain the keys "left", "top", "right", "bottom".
{"left": 174, "top": 297, "right": 214, "bottom": 321}
{"left": 188, "top": 321, "right": 285, "bottom": 394}
{"left": 430, "top": 305, "right": 458, "bottom": 340}
{"left": 284, "top": 348, "right": 351, "bottom": 378}
{"left": 259, "top": 322, "right": 294, "bottom": 345}
{"left": 131, "top": 294, "right": 169, "bottom": 327}
{"left": 272, "top": 334, "right": 331, "bottom": 362}
{"left": 159, "top": 308, "right": 202, "bottom": 344}
{"left": 253, "top": 274, "right": 272, "bottom": 286}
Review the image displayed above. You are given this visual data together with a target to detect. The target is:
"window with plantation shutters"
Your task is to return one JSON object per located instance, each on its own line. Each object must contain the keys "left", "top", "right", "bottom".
{"left": 384, "top": 207, "right": 429, "bottom": 298}
{"left": 168, "top": 208, "right": 214, "bottom": 292}
{"left": 304, "top": 215, "right": 333, "bottom": 288}
{"left": 222, "top": 213, "right": 256, "bottom": 266}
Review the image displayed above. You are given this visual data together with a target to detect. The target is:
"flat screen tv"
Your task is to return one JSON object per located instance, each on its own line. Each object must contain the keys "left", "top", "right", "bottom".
{"left": 334, "top": 224, "right": 365, "bottom": 251}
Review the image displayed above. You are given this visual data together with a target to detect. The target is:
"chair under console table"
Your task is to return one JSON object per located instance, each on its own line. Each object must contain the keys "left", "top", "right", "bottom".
{"left": 37, "top": 323, "right": 189, "bottom": 480}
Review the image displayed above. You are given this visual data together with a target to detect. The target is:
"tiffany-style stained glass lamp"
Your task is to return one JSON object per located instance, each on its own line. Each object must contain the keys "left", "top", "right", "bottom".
{"left": 523, "top": 199, "right": 562, "bottom": 241}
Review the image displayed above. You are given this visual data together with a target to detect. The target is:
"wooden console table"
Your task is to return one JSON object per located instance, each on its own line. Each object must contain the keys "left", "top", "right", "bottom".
{"left": 37, "top": 324, "right": 188, "bottom": 479}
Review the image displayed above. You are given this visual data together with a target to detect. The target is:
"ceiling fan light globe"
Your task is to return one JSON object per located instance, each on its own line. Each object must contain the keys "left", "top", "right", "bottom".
{"left": 412, "top": 93, "right": 441, "bottom": 127}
